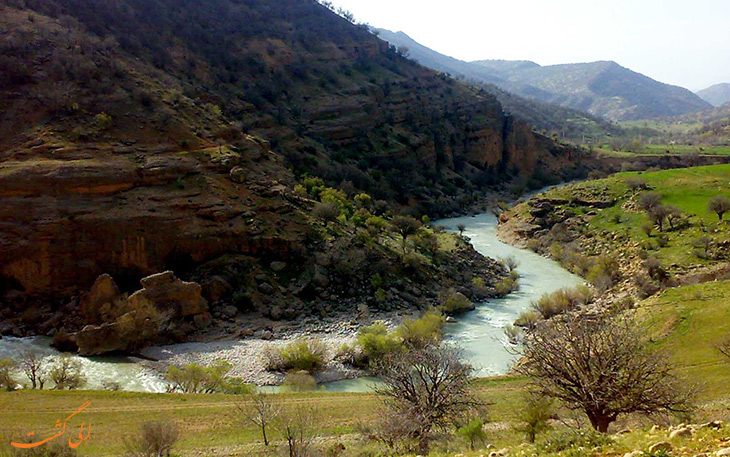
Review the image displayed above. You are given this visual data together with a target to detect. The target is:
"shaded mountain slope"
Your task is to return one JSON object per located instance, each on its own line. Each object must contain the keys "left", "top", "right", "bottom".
{"left": 0, "top": 0, "right": 594, "bottom": 341}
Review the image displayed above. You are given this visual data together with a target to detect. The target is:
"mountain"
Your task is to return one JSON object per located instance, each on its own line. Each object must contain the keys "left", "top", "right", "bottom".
{"left": 376, "top": 29, "right": 711, "bottom": 121}
{"left": 473, "top": 60, "right": 712, "bottom": 121}
{"left": 0, "top": 0, "right": 594, "bottom": 343}
{"left": 375, "top": 29, "right": 620, "bottom": 140}
{"left": 697, "top": 83, "right": 730, "bottom": 107}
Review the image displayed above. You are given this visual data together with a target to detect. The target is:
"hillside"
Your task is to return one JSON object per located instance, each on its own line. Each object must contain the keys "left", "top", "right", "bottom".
{"left": 0, "top": 0, "right": 596, "bottom": 346}
{"left": 376, "top": 28, "right": 621, "bottom": 140}
{"left": 697, "top": 83, "right": 730, "bottom": 107}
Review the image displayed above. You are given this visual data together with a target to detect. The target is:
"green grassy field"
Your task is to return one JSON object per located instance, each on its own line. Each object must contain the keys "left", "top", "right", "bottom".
{"left": 590, "top": 144, "right": 730, "bottom": 157}
{"left": 638, "top": 280, "right": 730, "bottom": 400}
{"left": 0, "top": 377, "right": 529, "bottom": 456}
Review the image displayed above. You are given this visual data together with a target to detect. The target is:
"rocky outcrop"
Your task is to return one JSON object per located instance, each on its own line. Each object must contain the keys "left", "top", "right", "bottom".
{"left": 68, "top": 272, "right": 211, "bottom": 355}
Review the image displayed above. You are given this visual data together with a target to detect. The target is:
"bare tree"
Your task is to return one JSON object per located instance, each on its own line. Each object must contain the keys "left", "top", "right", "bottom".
{"left": 718, "top": 337, "right": 730, "bottom": 360}
{"left": 20, "top": 350, "right": 47, "bottom": 390}
{"left": 238, "top": 393, "right": 281, "bottom": 446}
{"left": 708, "top": 195, "right": 730, "bottom": 221}
{"left": 456, "top": 223, "right": 466, "bottom": 237}
{"left": 49, "top": 355, "right": 86, "bottom": 390}
{"left": 279, "top": 405, "right": 318, "bottom": 457}
{"left": 518, "top": 313, "right": 694, "bottom": 433}
{"left": 373, "top": 343, "right": 478, "bottom": 452}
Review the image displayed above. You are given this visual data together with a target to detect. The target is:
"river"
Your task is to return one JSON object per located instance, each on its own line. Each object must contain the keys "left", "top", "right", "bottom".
{"left": 0, "top": 211, "right": 583, "bottom": 393}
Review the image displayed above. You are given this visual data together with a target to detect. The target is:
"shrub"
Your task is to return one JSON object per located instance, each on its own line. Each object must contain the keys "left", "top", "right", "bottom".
{"left": 93, "top": 112, "right": 113, "bottom": 131}
{"left": 396, "top": 311, "right": 445, "bottom": 349}
{"left": 312, "top": 201, "right": 340, "bottom": 226}
{"left": 282, "top": 371, "right": 318, "bottom": 392}
{"left": 279, "top": 339, "right": 328, "bottom": 373}
{"left": 494, "top": 277, "right": 518, "bottom": 295}
{"left": 520, "top": 393, "right": 553, "bottom": 443}
{"left": 501, "top": 255, "right": 520, "bottom": 272}
{"left": 531, "top": 286, "right": 593, "bottom": 319}
{"left": 165, "top": 363, "right": 208, "bottom": 393}
{"left": 125, "top": 421, "right": 180, "bottom": 457}
{"left": 439, "top": 289, "right": 474, "bottom": 315}
{"left": 102, "top": 379, "right": 121, "bottom": 391}
{"left": 456, "top": 418, "right": 487, "bottom": 450}
{"left": 356, "top": 324, "right": 400, "bottom": 363}
{"left": 3, "top": 438, "right": 77, "bottom": 457}
{"left": 503, "top": 324, "right": 522, "bottom": 345}
{"left": 536, "top": 428, "right": 610, "bottom": 454}
{"left": 514, "top": 310, "right": 541, "bottom": 329}
{"left": 527, "top": 239, "right": 541, "bottom": 252}
{"left": 165, "top": 359, "right": 247, "bottom": 393}
{"left": 638, "top": 192, "right": 663, "bottom": 211}
{"left": 0, "top": 358, "right": 17, "bottom": 391}
{"left": 635, "top": 274, "right": 661, "bottom": 298}
{"left": 625, "top": 176, "right": 647, "bottom": 191}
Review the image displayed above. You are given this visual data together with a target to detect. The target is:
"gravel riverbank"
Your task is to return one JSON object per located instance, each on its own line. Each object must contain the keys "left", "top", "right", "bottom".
{"left": 140, "top": 316, "right": 404, "bottom": 386}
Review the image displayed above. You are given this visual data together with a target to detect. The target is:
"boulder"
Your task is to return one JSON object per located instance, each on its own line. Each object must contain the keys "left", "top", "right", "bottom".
{"left": 75, "top": 322, "right": 126, "bottom": 355}
{"left": 717, "top": 449, "right": 730, "bottom": 457}
{"left": 131, "top": 271, "right": 208, "bottom": 317}
{"left": 669, "top": 427, "right": 693, "bottom": 439}
{"left": 624, "top": 451, "right": 644, "bottom": 457}
{"left": 202, "top": 276, "right": 232, "bottom": 302}
{"left": 649, "top": 442, "right": 673, "bottom": 454}
{"left": 229, "top": 166, "right": 246, "bottom": 183}
{"left": 81, "top": 274, "right": 121, "bottom": 322}
{"left": 270, "top": 261, "right": 287, "bottom": 272}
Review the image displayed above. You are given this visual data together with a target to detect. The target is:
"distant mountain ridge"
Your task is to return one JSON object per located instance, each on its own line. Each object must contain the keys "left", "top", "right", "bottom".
{"left": 374, "top": 29, "right": 620, "bottom": 140}
{"left": 376, "top": 29, "right": 711, "bottom": 121}
{"left": 697, "top": 83, "right": 730, "bottom": 107}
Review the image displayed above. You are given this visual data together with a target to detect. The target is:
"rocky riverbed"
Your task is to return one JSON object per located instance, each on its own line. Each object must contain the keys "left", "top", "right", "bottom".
{"left": 139, "top": 313, "right": 408, "bottom": 386}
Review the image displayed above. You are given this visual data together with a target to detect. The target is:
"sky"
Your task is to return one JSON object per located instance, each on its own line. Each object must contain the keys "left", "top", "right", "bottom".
{"left": 325, "top": 0, "right": 730, "bottom": 91}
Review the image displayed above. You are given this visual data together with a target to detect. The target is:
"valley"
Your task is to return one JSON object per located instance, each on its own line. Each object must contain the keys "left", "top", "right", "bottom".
{"left": 1, "top": 0, "right": 730, "bottom": 456}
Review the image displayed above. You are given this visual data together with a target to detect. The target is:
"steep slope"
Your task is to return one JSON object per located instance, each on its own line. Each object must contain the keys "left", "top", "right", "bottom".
{"left": 0, "top": 0, "right": 593, "bottom": 341}
{"left": 697, "top": 83, "right": 730, "bottom": 107}
{"left": 376, "top": 29, "right": 620, "bottom": 141}
{"left": 473, "top": 60, "right": 712, "bottom": 121}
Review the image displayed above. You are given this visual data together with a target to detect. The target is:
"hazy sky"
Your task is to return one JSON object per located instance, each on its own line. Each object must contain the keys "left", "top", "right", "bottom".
{"left": 326, "top": 0, "right": 730, "bottom": 91}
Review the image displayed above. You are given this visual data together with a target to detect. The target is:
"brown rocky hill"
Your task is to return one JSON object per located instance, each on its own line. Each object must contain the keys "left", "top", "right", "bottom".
{"left": 0, "top": 0, "right": 594, "bottom": 343}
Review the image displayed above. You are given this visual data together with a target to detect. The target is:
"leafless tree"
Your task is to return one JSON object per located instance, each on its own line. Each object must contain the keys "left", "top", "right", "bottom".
{"left": 20, "top": 350, "right": 47, "bottom": 389}
{"left": 718, "top": 337, "right": 730, "bottom": 360}
{"left": 238, "top": 393, "right": 281, "bottom": 446}
{"left": 518, "top": 313, "right": 694, "bottom": 433}
{"left": 279, "top": 405, "right": 318, "bottom": 457}
{"left": 373, "top": 343, "right": 478, "bottom": 452}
